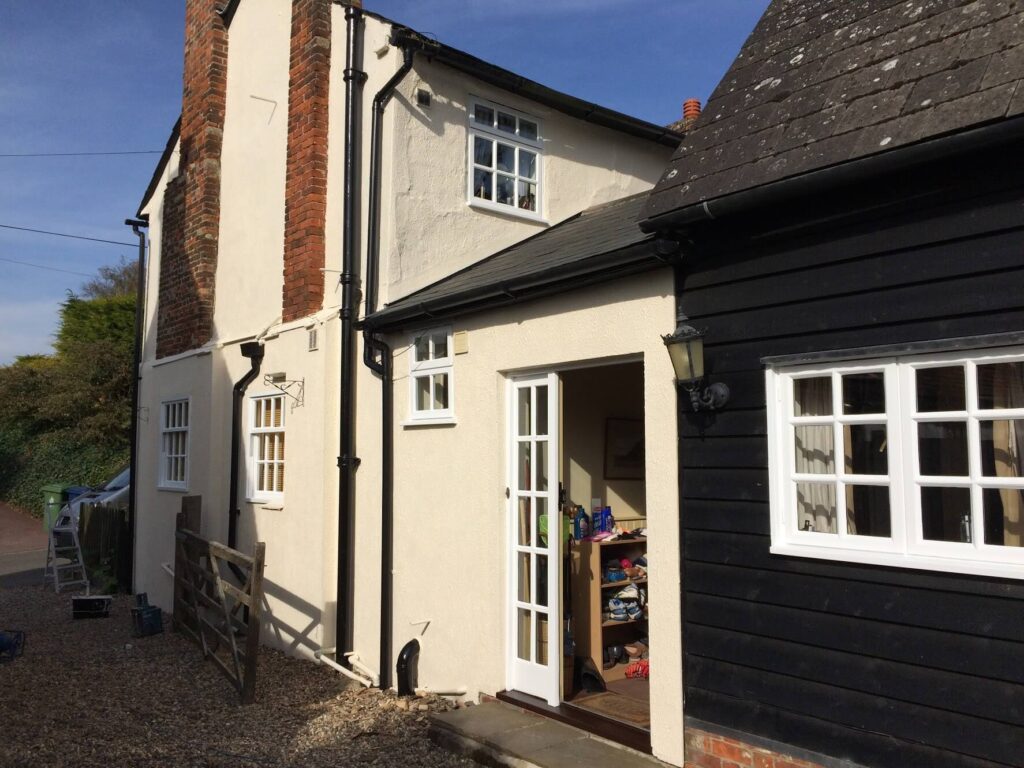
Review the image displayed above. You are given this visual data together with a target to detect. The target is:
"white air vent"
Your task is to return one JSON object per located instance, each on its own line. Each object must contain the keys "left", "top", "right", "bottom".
{"left": 308, "top": 327, "right": 319, "bottom": 352}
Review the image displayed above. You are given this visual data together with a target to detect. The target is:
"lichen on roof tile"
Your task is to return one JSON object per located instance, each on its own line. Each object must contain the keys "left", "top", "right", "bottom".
{"left": 642, "top": 0, "right": 1024, "bottom": 223}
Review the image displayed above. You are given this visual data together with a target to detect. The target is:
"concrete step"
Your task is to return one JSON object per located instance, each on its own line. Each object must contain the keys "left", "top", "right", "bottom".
{"left": 429, "top": 700, "right": 666, "bottom": 768}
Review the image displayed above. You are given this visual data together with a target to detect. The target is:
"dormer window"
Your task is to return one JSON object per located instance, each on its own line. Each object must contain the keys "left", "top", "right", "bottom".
{"left": 468, "top": 98, "right": 542, "bottom": 220}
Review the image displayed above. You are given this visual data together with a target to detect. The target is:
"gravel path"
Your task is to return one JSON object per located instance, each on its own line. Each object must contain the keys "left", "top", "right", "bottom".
{"left": 0, "top": 587, "right": 478, "bottom": 767}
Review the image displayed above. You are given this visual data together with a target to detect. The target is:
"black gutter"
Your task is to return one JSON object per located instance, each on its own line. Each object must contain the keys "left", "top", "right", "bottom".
{"left": 335, "top": 2, "right": 365, "bottom": 667}
{"left": 364, "top": 241, "right": 663, "bottom": 333}
{"left": 640, "top": 115, "right": 1024, "bottom": 232}
{"left": 230, "top": 341, "right": 264, "bottom": 551}
{"left": 362, "top": 40, "right": 415, "bottom": 693}
{"left": 385, "top": 25, "right": 681, "bottom": 148}
{"left": 124, "top": 218, "right": 149, "bottom": 593}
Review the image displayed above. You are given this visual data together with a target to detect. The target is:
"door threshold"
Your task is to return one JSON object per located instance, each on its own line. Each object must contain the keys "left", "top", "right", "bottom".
{"left": 496, "top": 689, "right": 652, "bottom": 755}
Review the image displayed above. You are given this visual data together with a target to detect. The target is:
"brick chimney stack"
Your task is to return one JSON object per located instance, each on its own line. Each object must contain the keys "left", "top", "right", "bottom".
{"left": 281, "top": 0, "right": 333, "bottom": 322}
{"left": 156, "top": 0, "right": 228, "bottom": 358}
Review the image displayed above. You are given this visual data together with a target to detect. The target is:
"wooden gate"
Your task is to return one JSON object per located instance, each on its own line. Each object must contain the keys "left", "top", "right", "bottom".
{"left": 173, "top": 517, "right": 266, "bottom": 704}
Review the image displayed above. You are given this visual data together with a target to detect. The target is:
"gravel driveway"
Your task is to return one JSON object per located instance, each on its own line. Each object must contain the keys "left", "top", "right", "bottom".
{"left": 0, "top": 587, "right": 477, "bottom": 767}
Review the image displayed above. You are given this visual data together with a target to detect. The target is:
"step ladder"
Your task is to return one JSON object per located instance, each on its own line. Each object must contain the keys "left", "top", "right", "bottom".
{"left": 43, "top": 523, "right": 89, "bottom": 594}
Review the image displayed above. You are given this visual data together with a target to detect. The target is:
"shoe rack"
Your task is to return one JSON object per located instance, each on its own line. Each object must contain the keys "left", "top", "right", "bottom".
{"left": 569, "top": 536, "right": 648, "bottom": 683}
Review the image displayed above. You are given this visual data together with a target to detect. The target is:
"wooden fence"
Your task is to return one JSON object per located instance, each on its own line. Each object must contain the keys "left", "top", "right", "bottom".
{"left": 173, "top": 511, "right": 266, "bottom": 704}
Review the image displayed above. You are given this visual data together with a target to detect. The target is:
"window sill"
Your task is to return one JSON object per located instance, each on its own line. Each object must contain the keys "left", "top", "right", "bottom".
{"left": 401, "top": 416, "right": 458, "bottom": 428}
{"left": 770, "top": 542, "right": 1024, "bottom": 581}
{"left": 246, "top": 498, "right": 284, "bottom": 510}
{"left": 468, "top": 198, "right": 548, "bottom": 225}
{"left": 157, "top": 485, "right": 189, "bottom": 493}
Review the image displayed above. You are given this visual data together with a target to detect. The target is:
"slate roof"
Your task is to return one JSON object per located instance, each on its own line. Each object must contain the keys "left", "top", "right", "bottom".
{"left": 364, "top": 193, "right": 661, "bottom": 330}
{"left": 642, "top": 0, "right": 1024, "bottom": 226}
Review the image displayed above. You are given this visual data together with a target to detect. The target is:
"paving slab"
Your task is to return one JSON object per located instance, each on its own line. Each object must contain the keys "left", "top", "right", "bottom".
{"left": 429, "top": 701, "right": 665, "bottom": 768}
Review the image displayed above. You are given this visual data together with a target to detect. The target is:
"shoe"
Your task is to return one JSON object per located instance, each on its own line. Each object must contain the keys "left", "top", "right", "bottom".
{"left": 606, "top": 599, "right": 629, "bottom": 621}
{"left": 626, "top": 603, "right": 643, "bottom": 620}
{"left": 602, "top": 647, "right": 615, "bottom": 670}
{"left": 614, "top": 584, "right": 639, "bottom": 601}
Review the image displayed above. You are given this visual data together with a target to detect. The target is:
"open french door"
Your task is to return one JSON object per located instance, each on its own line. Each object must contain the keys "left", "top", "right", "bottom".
{"left": 507, "top": 372, "right": 561, "bottom": 706}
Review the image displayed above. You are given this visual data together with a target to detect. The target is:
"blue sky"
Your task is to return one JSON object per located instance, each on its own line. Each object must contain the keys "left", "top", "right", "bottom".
{"left": 0, "top": 0, "right": 768, "bottom": 364}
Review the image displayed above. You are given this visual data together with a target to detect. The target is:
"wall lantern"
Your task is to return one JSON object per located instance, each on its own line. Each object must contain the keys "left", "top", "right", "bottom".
{"left": 663, "top": 322, "right": 730, "bottom": 411}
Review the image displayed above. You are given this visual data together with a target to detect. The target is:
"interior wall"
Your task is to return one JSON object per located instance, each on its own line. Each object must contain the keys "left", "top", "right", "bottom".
{"left": 561, "top": 362, "right": 646, "bottom": 524}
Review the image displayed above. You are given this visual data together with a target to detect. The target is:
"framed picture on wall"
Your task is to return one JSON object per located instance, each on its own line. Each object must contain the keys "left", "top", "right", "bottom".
{"left": 604, "top": 418, "right": 645, "bottom": 480}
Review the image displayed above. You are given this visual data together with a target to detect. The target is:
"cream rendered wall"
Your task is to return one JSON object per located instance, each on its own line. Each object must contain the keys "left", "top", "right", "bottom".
{"left": 212, "top": 0, "right": 291, "bottom": 342}
{"left": 382, "top": 269, "right": 685, "bottom": 767}
{"left": 379, "top": 59, "right": 675, "bottom": 302}
{"left": 137, "top": 3, "right": 679, "bottom": 706}
{"left": 134, "top": 352, "right": 214, "bottom": 611}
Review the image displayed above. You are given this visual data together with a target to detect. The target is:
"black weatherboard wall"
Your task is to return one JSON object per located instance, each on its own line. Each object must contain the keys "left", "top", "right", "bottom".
{"left": 677, "top": 152, "right": 1024, "bottom": 768}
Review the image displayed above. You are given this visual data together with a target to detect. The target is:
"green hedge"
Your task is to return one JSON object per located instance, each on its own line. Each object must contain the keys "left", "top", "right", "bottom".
{"left": 0, "top": 289, "right": 135, "bottom": 515}
{"left": 0, "top": 428, "right": 127, "bottom": 515}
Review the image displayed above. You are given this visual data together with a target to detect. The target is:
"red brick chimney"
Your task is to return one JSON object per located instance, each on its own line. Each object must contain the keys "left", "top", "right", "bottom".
{"left": 156, "top": 0, "right": 227, "bottom": 358}
{"left": 281, "top": 0, "right": 333, "bottom": 322}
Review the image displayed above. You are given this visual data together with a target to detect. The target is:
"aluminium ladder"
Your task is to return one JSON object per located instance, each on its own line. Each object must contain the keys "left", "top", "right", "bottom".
{"left": 43, "top": 523, "right": 89, "bottom": 594}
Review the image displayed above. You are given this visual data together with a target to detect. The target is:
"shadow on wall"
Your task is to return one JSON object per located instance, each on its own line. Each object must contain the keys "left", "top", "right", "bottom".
{"left": 259, "top": 580, "right": 328, "bottom": 657}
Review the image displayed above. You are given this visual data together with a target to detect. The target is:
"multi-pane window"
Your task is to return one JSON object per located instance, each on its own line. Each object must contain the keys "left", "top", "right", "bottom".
{"left": 767, "top": 349, "right": 1024, "bottom": 579}
{"left": 159, "top": 398, "right": 190, "bottom": 490}
{"left": 250, "top": 394, "right": 285, "bottom": 500}
{"left": 409, "top": 328, "right": 453, "bottom": 421}
{"left": 468, "top": 99, "right": 541, "bottom": 217}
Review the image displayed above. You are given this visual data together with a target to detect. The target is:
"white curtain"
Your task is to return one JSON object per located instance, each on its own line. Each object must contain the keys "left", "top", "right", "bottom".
{"left": 990, "top": 364, "right": 1024, "bottom": 546}
{"left": 794, "top": 379, "right": 836, "bottom": 533}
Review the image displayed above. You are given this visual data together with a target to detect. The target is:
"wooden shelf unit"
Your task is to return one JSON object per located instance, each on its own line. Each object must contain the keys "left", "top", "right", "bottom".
{"left": 570, "top": 537, "right": 648, "bottom": 684}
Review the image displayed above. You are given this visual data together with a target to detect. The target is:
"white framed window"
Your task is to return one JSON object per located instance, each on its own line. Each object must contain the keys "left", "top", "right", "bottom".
{"left": 767, "top": 347, "right": 1024, "bottom": 579}
{"left": 159, "top": 398, "right": 190, "bottom": 490}
{"left": 408, "top": 328, "right": 454, "bottom": 424}
{"left": 248, "top": 393, "right": 285, "bottom": 502}
{"left": 468, "top": 98, "right": 542, "bottom": 220}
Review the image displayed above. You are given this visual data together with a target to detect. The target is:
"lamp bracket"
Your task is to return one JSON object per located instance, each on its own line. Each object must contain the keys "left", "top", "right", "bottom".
{"left": 264, "top": 374, "right": 304, "bottom": 408}
{"left": 683, "top": 380, "right": 730, "bottom": 412}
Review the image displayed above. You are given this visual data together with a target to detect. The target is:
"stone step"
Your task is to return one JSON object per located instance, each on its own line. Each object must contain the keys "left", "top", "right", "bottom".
{"left": 429, "top": 700, "right": 667, "bottom": 768}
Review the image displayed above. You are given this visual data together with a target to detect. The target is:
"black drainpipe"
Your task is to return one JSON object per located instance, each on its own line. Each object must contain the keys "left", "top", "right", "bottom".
{"left": 362, "top": 44, "right": 415, "bottom": 691}
{"left": 335, "top": 2, "right": 366, "bottom": 665}
{"left": 229, "top": 341, "right": 264, "bottom": 551}
{"left": 124, "top": 218, "right": 148, "bottom": 593}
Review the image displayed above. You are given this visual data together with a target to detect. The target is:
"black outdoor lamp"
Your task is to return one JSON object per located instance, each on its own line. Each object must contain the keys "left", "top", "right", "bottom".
{"left": 663, "top": 321, "right": 730, "bottom": 411}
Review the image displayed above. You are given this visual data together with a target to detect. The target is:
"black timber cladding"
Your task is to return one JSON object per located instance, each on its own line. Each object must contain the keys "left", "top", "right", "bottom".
{"left": 642, "top": 0, "right": 1024, "bottom": 224}
{"left": 677, "top": 159, "right": 1024, "bottom": 767}
{"left": 365, "top": 192, "right": 663, "bottom": 330}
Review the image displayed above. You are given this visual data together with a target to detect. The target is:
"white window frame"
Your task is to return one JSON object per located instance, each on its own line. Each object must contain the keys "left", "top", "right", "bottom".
{"left": 767, "top": 347, "right": 1024, "bottom": 580}
{"left": 158, "top": 397, "right": 190, "bottom": 491}
{"left": 247, "top": 392, "right": 286, "bottom": 504}
{"left": 406, "top": 327, "right": 455, "bottom": 425}
{"left": 467, "top": 97, "right": 544, "bottom": 222}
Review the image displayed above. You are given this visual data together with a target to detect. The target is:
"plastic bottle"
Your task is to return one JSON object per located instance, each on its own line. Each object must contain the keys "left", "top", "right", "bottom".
{"left": 574, "top": 506, "right": 590, "bottom": 540}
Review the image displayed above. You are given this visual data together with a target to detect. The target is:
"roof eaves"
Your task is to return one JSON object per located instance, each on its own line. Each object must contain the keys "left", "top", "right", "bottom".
{"left": 640, "top": 115, "right": 1024, "bottom": 233}
{"left": 217, "top": 0, "right": 242, "bottom": 27}
{"left": 136, "top": 116, "right": 181, "bottom": 220}
{"left": 385, "top": 25, "right": 682, "bottom": 148}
